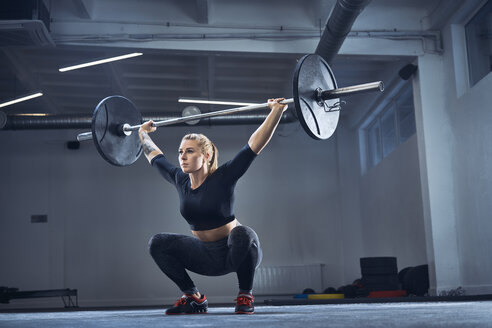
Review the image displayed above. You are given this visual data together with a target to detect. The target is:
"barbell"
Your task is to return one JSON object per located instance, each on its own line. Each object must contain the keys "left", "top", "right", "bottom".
{"left": 76, "top": 54, "right": 384, "bottom": 166}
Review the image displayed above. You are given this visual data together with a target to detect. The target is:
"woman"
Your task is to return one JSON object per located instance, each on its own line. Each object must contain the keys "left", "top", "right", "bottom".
{"left": 139, "top": 98, "right": 288, "bottom": 315}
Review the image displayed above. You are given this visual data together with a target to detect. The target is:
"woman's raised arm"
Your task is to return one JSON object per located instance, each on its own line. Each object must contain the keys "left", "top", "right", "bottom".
{"left": 139, "top": 120, "right": 164, "bottom": 163}
{"left": 248, "top": 98, "right": 288, "bottom": 154}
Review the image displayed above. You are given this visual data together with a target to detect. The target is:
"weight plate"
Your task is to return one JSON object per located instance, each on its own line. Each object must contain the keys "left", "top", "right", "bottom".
{"left": 360, "top": 257, "right": 397, "bottom": 268}
{"left": 91, "top": 96, "right": 142, "bottom": 166}
{"left": 182, "top": 105, "right": 201, "bottom": 125}
{"left": 302, "top": 288, "right": 316, "bottom": 294}
{"left": 361, "top": 266, "right": 398, "bottom": 276}
{"left": 293, "top": 54, "right": 340, "bottom": 140}
{"left": 362, "top": 275, "right": 400, "bottom": 285}
{"left": 363, "top": 283, "right": 400, "bottom": 292}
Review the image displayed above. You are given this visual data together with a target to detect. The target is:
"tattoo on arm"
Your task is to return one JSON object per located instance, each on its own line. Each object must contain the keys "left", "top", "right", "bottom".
{"left": 140, "top": 131, "right": 158, "bottom": 155}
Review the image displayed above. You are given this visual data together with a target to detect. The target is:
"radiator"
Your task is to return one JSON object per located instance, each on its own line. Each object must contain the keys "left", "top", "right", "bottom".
{"left": 253, "top": 264, "right": 325, "bottom": 295}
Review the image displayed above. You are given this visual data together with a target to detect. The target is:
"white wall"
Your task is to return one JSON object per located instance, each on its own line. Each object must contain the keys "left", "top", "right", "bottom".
{"left": 443, "top": 18, "right": 492, "bottom": 294}
{"left": 337, "top": 116, "right": 427, "bottom": 283}
{"left": 410, "top": 1, "right": 492, "bottom": 295}
{"left": 336, "top": 0, "right": 492, "bottom": 296}
{"left": 0, "top": 122, "right": 344, "bottom": 307}
{"left": 359, "top": 134, "right": 426, "bottom": 268}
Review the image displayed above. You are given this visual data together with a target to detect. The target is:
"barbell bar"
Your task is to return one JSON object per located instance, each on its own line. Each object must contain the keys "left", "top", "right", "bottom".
{"left": 77, "top": 80, "right": 382, "bottom": 143}
{"left": 75, "top": 54, "right": 384, "bottom": 166}
{"left": 76, "top": 99, "right": 295, "bottom": 142}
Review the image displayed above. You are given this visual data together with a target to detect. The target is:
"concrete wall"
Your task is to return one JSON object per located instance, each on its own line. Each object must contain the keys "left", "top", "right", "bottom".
{"left": 443, "top": 16, "right": 492, "bottom": 294}
{"left": 359, "top": 134, "right": 426, "bottom": 269}
{"left": 337, "top": 117, "right": 427, "bottom": 284}
{"left": 336, "top": 0, "right": 492, "bottom": 296}
{"left": 410, "top": 0, "right": 492, "bottom": 294}
{"left": 452, "top": 70, "right": 492, "bottom": 294}
{"left": 0, "top": 122, "right": 344, "bottom": 307}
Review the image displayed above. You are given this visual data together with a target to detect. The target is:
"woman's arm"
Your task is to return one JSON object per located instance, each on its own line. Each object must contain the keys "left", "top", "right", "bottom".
{"left": 248, "top": 98, "right": 288, "bottom": 154}
{"left": 139, "top": 120, "right": 163, "bottom": 163}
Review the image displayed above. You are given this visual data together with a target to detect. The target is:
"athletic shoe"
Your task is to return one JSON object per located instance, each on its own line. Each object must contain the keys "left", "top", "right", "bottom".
{"left": 165, "top": 294, "right": 208, "bottom": 315}
{"left": 235, "top": 293, "right": 254, "bottom": 314}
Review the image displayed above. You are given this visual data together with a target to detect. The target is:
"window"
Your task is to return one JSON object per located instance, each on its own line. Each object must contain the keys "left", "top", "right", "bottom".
{"left": 466, "top": 0, "right": 492, "bottom": 86}
{"left": 396, "top": 85, "right": 416, "bottom": 144}
{"left": 381, "top": 105, "right": 396, "bottom": 157}
{"left": 362, "top": 82, "right": 416, "bottom": 171}
{"left": 367, "top": 121, "right": 381, "bottom": 168}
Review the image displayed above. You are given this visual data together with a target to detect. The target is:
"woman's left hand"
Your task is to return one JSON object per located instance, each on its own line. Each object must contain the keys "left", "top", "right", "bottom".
{"left": 268, "top": 98, "right": 288, "bottom": 113}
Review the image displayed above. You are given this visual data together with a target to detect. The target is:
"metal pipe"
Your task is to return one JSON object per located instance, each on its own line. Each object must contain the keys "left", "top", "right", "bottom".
{"left": 1, "top": 114, "right": 93, "bottom": 130}
{"left": 319, "top": 81, "right": 383, "bottom": 100}
{"left": 77, "top": 99, "right": 294, "bottom": 141}
{"left": 76, "top": 131, "right": 93, "bottom": 141}
{"left": 1, "top": 111, "right": 297, "bottom": 131}
{"left": 76, "top": 79, "right": 384, "bottom": 141}
{"left": 126, "top": 99, "right": 294, "bottom": 131}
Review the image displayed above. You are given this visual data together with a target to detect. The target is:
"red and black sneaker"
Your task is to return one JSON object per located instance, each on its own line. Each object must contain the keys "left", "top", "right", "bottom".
{"left": 165, "top": 294, "right": 208, "bottom": 315}
{"left": 234, "top": 293, "right": 254, "bottom": 314}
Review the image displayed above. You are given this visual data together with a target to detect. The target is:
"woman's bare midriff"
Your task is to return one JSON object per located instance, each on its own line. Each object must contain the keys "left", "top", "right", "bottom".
{"left": 192, "top": 219, "right": 239, "bottom": 242}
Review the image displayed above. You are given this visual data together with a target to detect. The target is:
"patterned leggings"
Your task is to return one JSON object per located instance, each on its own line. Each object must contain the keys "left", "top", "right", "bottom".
{"left": 148, "top": 225, "right": 262, "bottom": 293}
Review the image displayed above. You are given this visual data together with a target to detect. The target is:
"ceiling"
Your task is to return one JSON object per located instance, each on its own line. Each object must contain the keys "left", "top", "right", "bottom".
{"left": 0, "top": 0, "right": 464, "bottom": 126}
{"left": 0, "top": 46, "right": 403, "bottom": 116}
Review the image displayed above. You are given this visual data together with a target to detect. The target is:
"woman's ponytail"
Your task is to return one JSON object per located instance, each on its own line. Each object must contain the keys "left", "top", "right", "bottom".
{"left": 209, "top": 141, "right": 218, "bottom": 174}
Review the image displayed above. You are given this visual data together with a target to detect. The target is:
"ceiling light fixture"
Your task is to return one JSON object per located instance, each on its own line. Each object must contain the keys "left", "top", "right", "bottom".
{"left": 0, "top": 92, "right": 43, "bottom": 108}
{"left": 59, "top": 52, "right": 143, "bottom": 72}
{"left": 15, "top": 113, "right": 49, "bottom": 116}
{"left": 178, "top": 98, "right": 259, "bottom": 106}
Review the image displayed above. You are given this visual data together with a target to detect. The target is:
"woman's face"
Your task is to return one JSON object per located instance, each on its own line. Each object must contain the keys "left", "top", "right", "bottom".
{"left": 178, "top": 139, "right": 207, "bottom": 173}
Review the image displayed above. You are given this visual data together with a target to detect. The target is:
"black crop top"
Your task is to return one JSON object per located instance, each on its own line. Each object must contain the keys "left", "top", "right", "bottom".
{"left": 151, "top": 144, "right": 257, "bottom": 231}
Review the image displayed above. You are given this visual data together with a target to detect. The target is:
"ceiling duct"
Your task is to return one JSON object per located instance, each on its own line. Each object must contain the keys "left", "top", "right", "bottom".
{"left": 315, "top": 0, "right": 371, "bottom": 64}
{"left": 0, "top": 111, "right": 297, "bottom": 130}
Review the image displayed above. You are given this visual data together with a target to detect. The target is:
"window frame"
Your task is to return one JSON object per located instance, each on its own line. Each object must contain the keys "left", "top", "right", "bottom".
{"left": 359, "top": 80, "right": 415, "bottom": 175}
{"left": 464, "top": 0, "right": 492, "bottom": 87}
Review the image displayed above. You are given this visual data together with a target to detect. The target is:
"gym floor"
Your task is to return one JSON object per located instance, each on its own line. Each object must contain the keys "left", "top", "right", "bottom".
{"left": 1, "top": 301, "right": 492, "bottom": 327}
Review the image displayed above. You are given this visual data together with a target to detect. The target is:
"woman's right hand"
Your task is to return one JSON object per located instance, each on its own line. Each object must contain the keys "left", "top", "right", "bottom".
{"left": 139, "top": 120, "right": 156, "bottom": 133}
{"left": 268, "top": 98, "right": 288, "bottom": 113}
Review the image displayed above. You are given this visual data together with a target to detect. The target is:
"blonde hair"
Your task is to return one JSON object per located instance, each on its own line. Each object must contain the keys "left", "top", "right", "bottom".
{"left": 182, "top": 133, "right": 218, "bottom": 174}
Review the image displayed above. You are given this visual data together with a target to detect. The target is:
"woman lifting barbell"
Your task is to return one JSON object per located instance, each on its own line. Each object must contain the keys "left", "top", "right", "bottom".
{"left": 138, "top": 98, "right": 288, "bottom": 315}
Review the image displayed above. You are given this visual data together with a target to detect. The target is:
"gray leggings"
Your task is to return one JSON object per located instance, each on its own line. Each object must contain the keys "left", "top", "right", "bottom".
{"left": 148, "top": 225, "right": 262, "bottom": 293}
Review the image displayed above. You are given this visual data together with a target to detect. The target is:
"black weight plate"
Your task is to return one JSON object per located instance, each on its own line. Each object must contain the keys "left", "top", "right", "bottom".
{"left": 361, "top": 266, "right": 398, "bottom": 276}
{"left": 402, "top": 265, "right": 429, "bottom": 296}
{"left": 302, "top": 288, "right": 316, "bottom": 294}
{"left": 91, "top": 96, "right": 142, "bottom": 166}
{"left": 360, "top": 257, "right": 397, "bottom": 268}
{"left": 323, "top": 287, "right": 337, "bottom": 294}
{"left": 293, "top": 54, "right": 339, "bottom": 140}
{"left": 363, "top": 283, "right": 400, "bottom": 292}
{"left": 362, "top": 275, "right": 400, "bottom": 285}
{"left": 398, "top": 266, "right": 413, "bottom": 283}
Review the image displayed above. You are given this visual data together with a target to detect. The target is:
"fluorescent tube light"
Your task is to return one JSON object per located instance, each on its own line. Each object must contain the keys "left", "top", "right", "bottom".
{"left": 59, "top": 52, "right": 143, "bottom": 72}
{"left": 15, "top": 113, "right": 48, "bottom": 116}
{"left": 0, "top": 92, "right": 43, "bottom": 108}
{"left": 178, "top": 98, "right": 259, "bottom": 106}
